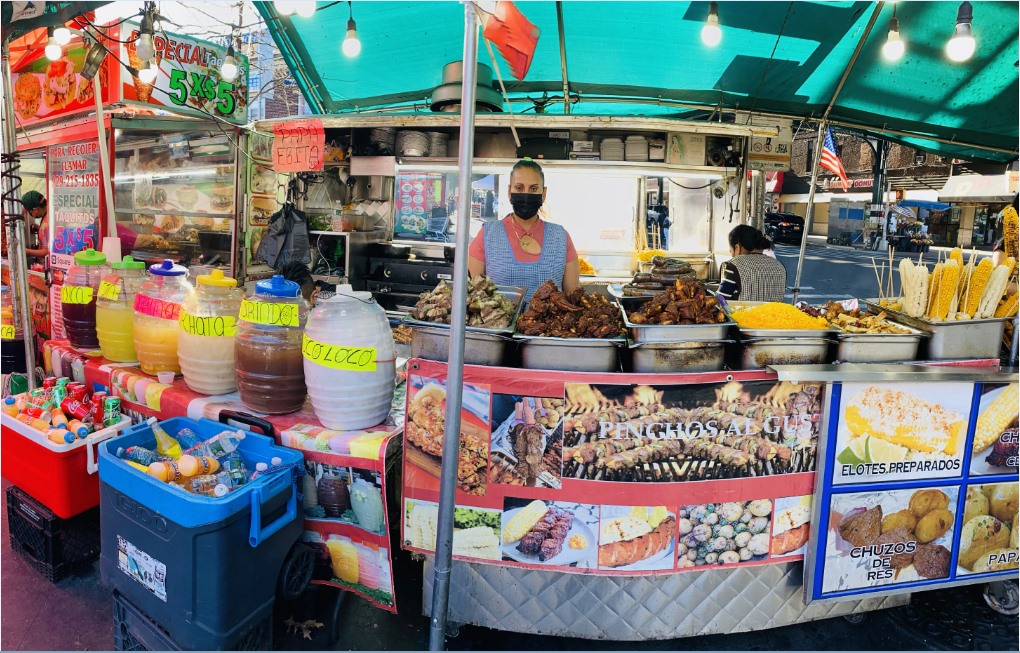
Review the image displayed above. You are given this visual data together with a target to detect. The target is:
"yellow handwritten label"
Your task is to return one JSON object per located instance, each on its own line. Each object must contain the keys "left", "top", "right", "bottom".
{"left": 0, "top": 325, "right": 15, "bottom": 340}
{"left": 98, "top": 277, "right": 121, "bottom": 301}
{"left": 239, "top": 299, "right": 299, "bottom": 327}
{"left": 302, "top": 334, "right": 376, "bottom": 372}
{"left": 178, "top": 310, "right": 238, "bottom": 337}
{"left": 60, "top": 285, "right": 94, "bottom": 304}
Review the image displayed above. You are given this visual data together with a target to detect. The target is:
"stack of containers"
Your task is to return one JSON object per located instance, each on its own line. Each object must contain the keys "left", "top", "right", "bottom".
{"left": 178, "top": 270, "right": 244, "bottom": 395}
{"left": 96, "top": 256, "right": 148, "bottom": 362}
{"left": 61, "top": 249, "right": 109, "bottom": 350}
{"left": 133, "top": 260, "right": 192, "bottom": 376}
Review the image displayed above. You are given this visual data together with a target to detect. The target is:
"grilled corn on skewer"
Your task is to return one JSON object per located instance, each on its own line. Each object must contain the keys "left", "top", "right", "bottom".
{"left": 994, "top": 292, "right": 1019, "bottom": 318}
{"left": 972, "top": 383, "right": 1019, "bottom": 453}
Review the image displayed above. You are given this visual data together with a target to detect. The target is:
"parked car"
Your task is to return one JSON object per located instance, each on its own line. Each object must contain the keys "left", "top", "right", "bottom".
{"left": 764, "top": 212, "right": 805, "bottom": 244}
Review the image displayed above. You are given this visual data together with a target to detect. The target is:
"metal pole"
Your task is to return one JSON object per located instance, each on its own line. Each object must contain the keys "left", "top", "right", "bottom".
{"left": 1, "top": 41, "right": 37, "bottom": 388}
{"left": 792, "top": 122, "right": 827, "bottom": 304}
{"left": 555, "top": 1, "right": 570, "bottom": 115}
{"left": 94, "top": 75, "right": 118, "bottom": 241}
{"left": 1010, "top": 315, "right": 1019, "bottom": 366}
{"left": 428, "top": 4, "right": 477, "bottom": 651}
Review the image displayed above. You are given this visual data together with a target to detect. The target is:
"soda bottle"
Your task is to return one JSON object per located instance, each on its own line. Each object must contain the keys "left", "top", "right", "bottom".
{"left": 46, "top": 428, "right": 75, "bottom": 444}
{"left": 67, "top": 420, "right": 91, "bottom": 439}
{"left": 2, "top": 397, "right": 19, "bottom": 417}
{"left": 117, "top": 446, "right": 164, "bottom": 466}
{"left": 147, "top": 461, "right": 185, "bottom": 483}
{"left": 221, "top": 452, "right": 248, "bottom": 486}
{"left": 150, "top": 421, "right": 183, "bottom": 459}
{"left": 175, "top": 427, "right": 204, "bottom": 450}
{"left": 177, "top": 454, "right": 220, "bottom": 477}
{"left": 184, "top": 429, "right": 246, "bottom": 459}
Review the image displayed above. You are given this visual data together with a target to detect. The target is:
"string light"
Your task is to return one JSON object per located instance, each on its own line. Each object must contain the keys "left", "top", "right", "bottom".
{"left": 276, "top": 1, "right": 316, "bottom": 17}
{"left": 135, "top": 7, "right": 156, "bottom": 61}
{"left": 53, "top": 25, "right": 72, "bottom": 45}
{"left": 221, "top": 44, "right": 238, "bottom": 81}
{"left": 946, "top": 1, "right": 976, "bottom": 62}
{"left": 701, "top": 2, "right": 722, "bottom": 47}
{"left": 137, "top": 60, "right": 158, "bottom": 84}
{"left": 882, "top": 6, "right": 905, "bottom": 61}
{"left": 342, "top": 2, "right": 361, "bottom": 57}
{"left": 45, "top": 27, "right": 63, "bottom": 60}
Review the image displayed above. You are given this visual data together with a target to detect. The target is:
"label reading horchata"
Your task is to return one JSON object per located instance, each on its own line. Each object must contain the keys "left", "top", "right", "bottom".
{"left": 178, "top": 311, "right": 237, "bottom": 337}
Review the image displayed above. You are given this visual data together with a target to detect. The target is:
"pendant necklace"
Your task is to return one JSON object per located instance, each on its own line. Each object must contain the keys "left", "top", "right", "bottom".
{"left": 512, "top": 217, "right": 542, "bottom": 255}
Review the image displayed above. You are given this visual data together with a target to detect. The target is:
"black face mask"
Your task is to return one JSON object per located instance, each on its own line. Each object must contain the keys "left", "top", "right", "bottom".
{"left": 510, "top": 192, "right": 543, "bottom": 219}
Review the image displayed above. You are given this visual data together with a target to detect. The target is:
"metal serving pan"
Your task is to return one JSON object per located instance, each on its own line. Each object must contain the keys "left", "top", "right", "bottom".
{"left": 403, "top": 285, "right": 526, "bottom": 335}
{"left": 739, "top": 336, "right": 832, "bottom": 369}
{"left": 515, "top": 335, "right": 625, "bottom": 372}
{"left": 411, "top": 326, "right": 510, "bottom": 366}
{"left": 628, "top": 339, "right": 731, "bottom": 373}
{"left": 862, "top": 299, "right": 1007, "bottom": 360}
{"left": 834, "top": 326, "right": 926, "bottom": 363}
{"left": 620, "top": 304, "right": 735, "bottom": 343}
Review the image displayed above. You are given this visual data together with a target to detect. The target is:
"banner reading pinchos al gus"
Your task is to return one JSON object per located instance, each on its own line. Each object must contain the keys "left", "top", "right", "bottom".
{"left": 401, "top": 359, "right": 826, "bottom": 576}
{"left": 806, "top": 380, "right": 1019, "bottom": 603}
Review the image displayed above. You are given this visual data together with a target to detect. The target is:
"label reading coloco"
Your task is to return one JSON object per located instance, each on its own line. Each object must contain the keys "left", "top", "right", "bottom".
{"left": 239, "top": 299, "right": 299, "bottom": 327}
{"left": 60, "top": 285, "right": 94, "bottom": 304}
{"left": 179, "top": 311, "right": 237, "bottom": 337}
{"left": 0, "top": 325, "right": 15, "bottom": 340}
{"left": 98, "top": 276, "right": 122, "bottom": 301}
{"left": 302, "top": 334, "right": 376, "bottom": 372}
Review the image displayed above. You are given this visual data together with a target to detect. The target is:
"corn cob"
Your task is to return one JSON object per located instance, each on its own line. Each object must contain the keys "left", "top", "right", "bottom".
{"left": 1003, "top": 206, "right": 1018, "bottom": 259}
{"left": 931, "top": 260, "right": 960, "bottom": 320}
{"left": 926, "top": 262, "right": 944, "bottom": 317}
{"left": 501, "top": 500, "right": 549, "bottom": 543}
{"left": 978, "top": 264, "right": 1011, "bottom": 318}
{"left": 994, "top": 292, "right": 1019, "bottom": 318}
{"left": 963, "top": 258, "right": 994, "bottom": 316}
{"left": 1005, "top": 256, "right": 1017, "bottom": 278}
{"left": 901, "top": 259, "right": 929, "bottom": 317}
{"left": 972, "top": 383, "right": 1019, "bottom": 453}
{"left": 949, "top": 247, "right": 964, "bottom": 268}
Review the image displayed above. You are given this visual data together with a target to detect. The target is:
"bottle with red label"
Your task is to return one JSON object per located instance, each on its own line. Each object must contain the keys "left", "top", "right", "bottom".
{"left": 133, "top": 260, "right": 193, "bottom": 375}
{"left": 61, "top": 249, "right": 109, "bottom": 350}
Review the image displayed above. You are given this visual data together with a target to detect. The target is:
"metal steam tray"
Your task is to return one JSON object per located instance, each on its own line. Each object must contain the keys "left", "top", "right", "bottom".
{"left": 620, "top": 304, "right": 735, "bottom": 343}
{"left": 861, "top": 299, "right": 1008, "bottom": 360}
{"left": 514, "top": 335, "right": 625, "bottom": 373}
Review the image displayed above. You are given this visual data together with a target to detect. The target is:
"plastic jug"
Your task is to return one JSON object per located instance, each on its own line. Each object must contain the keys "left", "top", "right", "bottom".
{"left": 96, "top": 256, "right": 147, "bottom": 362}
{"left": 235, "top": 275, "right": 310, "bottom": 414}
{"left": 61, "top": 249, "right": 109, "bottom": 349}
{"left": 178, "top": 269, "right": 243, "bottom": 395}
{"left": 302, "top": 286, "right": 395, "bottom": 430}
{"left": 133, "top": 260, "right": 192, "bottom": 375}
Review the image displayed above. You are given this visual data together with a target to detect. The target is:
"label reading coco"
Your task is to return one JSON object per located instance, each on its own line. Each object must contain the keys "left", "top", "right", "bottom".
{"left": 178, "top": 311, "right": 237, "bottom": 337}
{"left": 60, "top": 285, "right": 94, "bottom": 304}
{"left": 302, "top": 334, "right": 376, "bottom": 372}
{"left": 239, "top": 299, "right": 299, "bottom": 327}
{"left": 0, "top": 325, "right": 15, "bottom": 340}
{"left": 134, "top": 294, "right": 182, "bottom": 320}
{"left": 98, "top": 276, "right": 122, "bottom": 301}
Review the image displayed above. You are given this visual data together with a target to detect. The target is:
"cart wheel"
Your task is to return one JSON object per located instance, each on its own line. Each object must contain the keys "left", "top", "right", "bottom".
{"left": 278, "top": 543, "right": 315, "bottom": 600}
{"left": 445, "top": 621, "right": 462, "bottom": 639}
{"left": 844, "top": 612, "right": 867, "bottom": 625}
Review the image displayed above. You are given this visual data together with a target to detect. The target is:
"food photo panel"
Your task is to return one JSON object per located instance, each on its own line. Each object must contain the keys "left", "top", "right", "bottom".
{"left": 561, "top": 380, "right": 821, "bottom": 483}
{"left": 956, "top": 483, "right": 1018, "bottom": 576}
{"left": 488, "top": 393, "right": 564, "bottom": 489}
{"left": 770, "top": 495, "right": 813, "bottom": 558}
{"left": 598, "top": 504, "right": 676, "bottom": 571}
{"left": 832, "top": 382, "right": 974, "bottom": 485}
{"left": 303, "top": 463, "right": 386, "bottom": 535}
{"left": 677, "top": 500, "right": 772, "bottom": 569}
{"left": 403, "top": 499, "right": 504, "bottom": 562}
{"left": 500, "top": 498, "right": 598, "bottom": 569}
{"left": 969, "top": 383, "right": 1019, "bottom": 476}
{"left": 405, "top": 375, "right": 491, "bottom": 496}
{"left": 822, "top": 487, "right": 959, "bottom": 595}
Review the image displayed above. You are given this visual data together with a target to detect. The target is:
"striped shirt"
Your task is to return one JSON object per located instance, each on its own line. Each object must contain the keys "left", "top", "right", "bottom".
{"left": 718, "top": 254, "right": 787, "bottom": 302}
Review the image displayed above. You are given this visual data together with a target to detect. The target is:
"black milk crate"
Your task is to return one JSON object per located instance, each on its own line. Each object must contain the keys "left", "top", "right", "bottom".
{"left": 113, "top": 592, "right": 273, "bottom": 651}
{"left": 6, "top": 485, "right": 101, "bottom": 582}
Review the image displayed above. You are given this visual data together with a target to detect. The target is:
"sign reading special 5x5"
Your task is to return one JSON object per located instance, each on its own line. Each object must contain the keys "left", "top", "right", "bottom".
{"left": 119, "top": 23, "right": 248, "bottom": 123}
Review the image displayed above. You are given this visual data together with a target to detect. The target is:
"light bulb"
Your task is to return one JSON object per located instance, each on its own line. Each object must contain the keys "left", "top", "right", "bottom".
{"left": 946, "top": 25, "right": 975, "bottom": 61}
{"left": 135, "top": 33, "right": 155, "bottom": 62}
{"left": 342, "top": 19, "right": 361, "bottom": 57}
{"left": 138, "top": 63, "right": 157, "bottom": 85}
{"left": 45, "top": 38, "right": 62, "bottom": 61}
{"left": 221, "top": 56, "right": 238, "bottom": 81}
{"left": 275, "top": 0, "right": 295, "bottom": 15}
{"left": 53, "top": 26, "right": 72, "bottom": 45}
{"left": 702, "top": 2, "right": 722, "bottom": 47}
{"left": 882, "top": 19, "right": 904, "bottom": 61}
{"left": 296, "top": 1, "right": 317, "bottom": 18}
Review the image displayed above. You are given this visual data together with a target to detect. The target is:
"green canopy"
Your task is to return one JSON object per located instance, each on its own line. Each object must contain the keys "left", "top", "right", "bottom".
{"left": 254, "top": 1, "right": 1018, "bottom": 162}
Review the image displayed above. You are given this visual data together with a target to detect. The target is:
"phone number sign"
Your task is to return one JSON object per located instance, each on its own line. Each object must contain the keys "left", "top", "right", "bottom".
{"left": 48, "top": 140, "right": 100, "bottom": 271}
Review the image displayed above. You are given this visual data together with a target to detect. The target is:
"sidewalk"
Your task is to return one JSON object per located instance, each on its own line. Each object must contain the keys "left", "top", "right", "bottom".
{"left": 804, "top": 234, "right": 989, "bottom": 258}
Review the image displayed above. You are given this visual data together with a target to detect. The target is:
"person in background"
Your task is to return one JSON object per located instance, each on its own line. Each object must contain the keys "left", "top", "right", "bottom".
{"left": 278, "top": 261, "right": 316, "bottom": 304}
{"left": 717, "top": 225, "right": 787, "bottom": 302}
{"left": 115, "top": 222, "right": 168, "bottom": 251}
{"left": 655, "top": 204, "right": 671, "bottom": 248}
{"left": 21, "top": 191, "right": 49, "bottom": 264}
{"left": 468, "top": 158, "right": 580, "bottom": 301}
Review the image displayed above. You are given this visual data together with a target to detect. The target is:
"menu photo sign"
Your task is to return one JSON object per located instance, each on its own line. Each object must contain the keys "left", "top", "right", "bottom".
{"left": 402, "top": 360, "right": 824, "bottom": 576}
{"left": 48, "top": 140, "right": 101, "bottom": 271}
{"left": 805, "top": 381, "right": 1019, "bottom": 603}
{"left": 118, "top": 22, "right": 249, "bottom": 123}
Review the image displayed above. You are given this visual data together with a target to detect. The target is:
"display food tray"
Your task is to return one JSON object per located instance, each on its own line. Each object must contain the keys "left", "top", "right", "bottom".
{"left": 739, "top": 336, "right": 832, "bottom": 369}
{"left": 403, "top": 285, "right": 526, "bottom": 336}
{"left": 862, "top": 299, "right": 1008, "bottom": 360}
{"left": 515, "top": 335, "right": 625, "bottom": 372}
{"left": 621, "top": 305, "right": 734, "bottom": 343}
{"left": 834, "top": 327, "right": 926, "bottom": 363}
{"left": 410, "top": 326, "right": 510, "bottom": 366}
{"left": 628, "top": 340, "right": 731, "bottom": 373}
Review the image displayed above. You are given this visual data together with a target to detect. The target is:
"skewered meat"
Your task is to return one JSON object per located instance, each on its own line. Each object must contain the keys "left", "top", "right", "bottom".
{"left": 986, "top": 424, "right": 1018, "bottom": 468}
{"left": 838, "top": 506, "right": 882, "bottom": 547}
{"left": 598, "top": 516, "right": 676, "bottom": 567}
{"left": 518, "top": 281, "right": 626, "bottom": 338}
{"left": 516, "top": 508, "right": 574, "bottom": 562}
{"left": 628, "top": 279, "right": 726, "bottom": 325}
{"left": 511, "top": 423, "right": 546, "bottom": 484}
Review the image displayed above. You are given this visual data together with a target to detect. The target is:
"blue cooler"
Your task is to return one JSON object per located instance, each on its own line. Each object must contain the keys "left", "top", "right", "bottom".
{"left": 98, "top": 416, "right": 303, "bottom": 651}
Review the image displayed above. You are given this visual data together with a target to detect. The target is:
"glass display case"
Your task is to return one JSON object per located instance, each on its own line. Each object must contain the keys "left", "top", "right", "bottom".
{"left": 113, "top": 125, "right": 239, "bottom": 274}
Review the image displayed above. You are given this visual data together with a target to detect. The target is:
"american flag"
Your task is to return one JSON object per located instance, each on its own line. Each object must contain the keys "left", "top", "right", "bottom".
{"left": 820, "top": 128, "right": 849, "bottom": 191}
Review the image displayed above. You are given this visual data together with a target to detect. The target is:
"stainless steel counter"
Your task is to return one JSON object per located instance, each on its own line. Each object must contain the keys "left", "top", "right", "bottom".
{"left": 769, "top": 363, "right": 1017, "bottom": 383}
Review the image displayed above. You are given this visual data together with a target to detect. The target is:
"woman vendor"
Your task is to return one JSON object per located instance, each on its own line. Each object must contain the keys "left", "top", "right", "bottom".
{"left": 468, "top": 159, "right": 580, "bottom": 301}
{"left": 718, "top": 225, "right": 787, "bottom": 302}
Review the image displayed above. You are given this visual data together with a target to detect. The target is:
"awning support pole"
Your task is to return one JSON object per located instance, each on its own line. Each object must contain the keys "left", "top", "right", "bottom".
{"left": 1, "top": 40, "right": 37, "bottom": 388}
{"left": 94, "top": 74, "right": 118, "bottom": 240}
{"left": 556, "top": 1, "right": 570, "bottom": 114}
{"left": 428, "top": 4, "right": 478, "bottom": 651}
